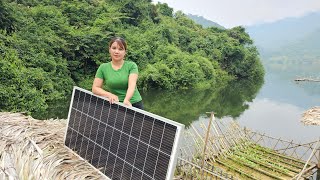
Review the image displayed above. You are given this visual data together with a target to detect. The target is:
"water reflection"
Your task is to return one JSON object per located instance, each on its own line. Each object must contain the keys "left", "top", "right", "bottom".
{"left": 236, "top": 98, "right": 319, "bottom": 142}
{"left": 142, "top": 78, "right": 264, "bottom": 127}
{"left": 32, "top": 78, "right": 264, "bottom": 127}
{"left": 32, "top": 98, "right": 71, "bottom": 120}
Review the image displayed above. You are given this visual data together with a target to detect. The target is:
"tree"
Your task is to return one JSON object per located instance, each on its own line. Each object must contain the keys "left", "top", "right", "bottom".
{"left": 156, "top": 3, "right": 173, "bottom": 17}
{"left": 0, "top": 1, "right": 15, "bottom": 33}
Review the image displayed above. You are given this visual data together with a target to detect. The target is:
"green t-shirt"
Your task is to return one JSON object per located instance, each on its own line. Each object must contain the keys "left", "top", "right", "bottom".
{"left": 95, "top": 61, "right": 142, "bottom": 104}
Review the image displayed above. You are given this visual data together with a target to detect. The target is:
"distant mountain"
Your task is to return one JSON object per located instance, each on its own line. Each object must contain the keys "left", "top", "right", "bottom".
{"left": 187, "top": 14, "right": 225, "bottom": 29}
{"left": 278, "top": 28, "right": 320, "bottom": 58}
{"left": 246, "top": 11, "right": 320, "bottom": 52}
{"left": 246, "top": 11, "right": 320, "bottom": 77}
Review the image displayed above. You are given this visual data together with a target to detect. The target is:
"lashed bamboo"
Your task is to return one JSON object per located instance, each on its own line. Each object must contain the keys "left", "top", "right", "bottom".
{"left": 0, "top": 112, "right": 102, "bottom": 179}
{"left": 219, "top": 121, "right": 245, "bottom": 149}
{"left": 191, "top": 124, "right": 221, "bottom": 159}
{"left": 301, "top": 106, "right": 320, "bottom": 125}
{"left": 294, "top": 139, "right": 320, "bottom": 179}
{"left": 175, "top": 157, "right": 230, "bottom": 180}
{"left": 201, "top": 122, "right": 230, "bottom": 159}
{"left": 190, "top": 117, "right": 319, "bottom": 179}
{"left": 201, "top": 121, "right": 233, "bottom": 158}
{"left": 201, "top": 112, "right": 214, "bottom": 168}
{"left": 245, "top": 129, "right": 319, "bottom": 164}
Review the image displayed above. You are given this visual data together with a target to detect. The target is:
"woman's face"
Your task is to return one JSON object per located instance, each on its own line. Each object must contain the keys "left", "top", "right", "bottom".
{"left": 109, "top": 41, "right": 126, "bottom": 61}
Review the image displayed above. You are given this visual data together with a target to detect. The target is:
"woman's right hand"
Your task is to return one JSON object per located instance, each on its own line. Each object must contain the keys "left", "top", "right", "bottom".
{"left": 92, "top": 78, "right": 119, "bottom": 103}
{"left": 107, "top": 93, "right": 119, "bottom": 104}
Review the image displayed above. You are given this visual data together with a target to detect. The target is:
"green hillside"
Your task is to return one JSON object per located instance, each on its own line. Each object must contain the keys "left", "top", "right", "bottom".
{"left": 0, "top": 0, "right": 263, "bottom": 115}
{"left": 186, "top": 14, "right": 225, "bottom": 29}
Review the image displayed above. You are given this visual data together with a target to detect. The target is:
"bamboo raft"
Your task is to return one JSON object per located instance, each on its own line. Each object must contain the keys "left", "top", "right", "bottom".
{"left": 176, "top": 114, "right": 320, "bottom": 179}
{"left": 301, "top": 106, "right": 320, "bottom": 126}
{"left": 294, "top": 78, "right": 320, "bottom": 82}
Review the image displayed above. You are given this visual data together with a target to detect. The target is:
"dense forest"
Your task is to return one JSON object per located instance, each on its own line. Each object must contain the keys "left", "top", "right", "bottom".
{"left": 0, "top": 0, "right": 264, "bottom": 115}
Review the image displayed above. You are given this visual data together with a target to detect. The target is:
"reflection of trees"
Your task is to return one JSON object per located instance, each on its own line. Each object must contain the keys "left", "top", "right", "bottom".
{"left": 213, "top": 78, "right": 264, "bottom": 118}
{"left": 32, "top": 77, "right": 264, "bottom": 123}
{"left": 32, "top": 99, "right": 71, "bottom": 120}
{"left": 142, "top": 78, "right": 264, "bottom": 127}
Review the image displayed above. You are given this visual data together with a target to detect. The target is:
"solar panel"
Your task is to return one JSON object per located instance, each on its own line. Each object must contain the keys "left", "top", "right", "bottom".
{"left": 64, "top": 87, "right": 184, "bottom": 180}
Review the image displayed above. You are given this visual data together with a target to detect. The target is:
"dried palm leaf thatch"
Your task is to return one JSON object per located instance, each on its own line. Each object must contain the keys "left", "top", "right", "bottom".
{"left": 301, "top": 106, "right": 320, "bottom": 125}
{"left": 0, "top": 112, "right": 103, "bottom": 179}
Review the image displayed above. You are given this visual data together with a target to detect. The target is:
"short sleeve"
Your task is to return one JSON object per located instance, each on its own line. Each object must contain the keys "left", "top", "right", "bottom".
{"left": 95, "top": 64, "right": 104, "bottom": 79}
{"left": 129, "top": 62, "right": 138, "bottom": 74}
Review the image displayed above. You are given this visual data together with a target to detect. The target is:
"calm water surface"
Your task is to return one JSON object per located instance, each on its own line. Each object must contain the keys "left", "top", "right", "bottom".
{"left": 141, "top": 70, "right": 320, "bottom": 143}
{"left": 33, "top": 63, "right": 320, "bottom": 143}
{"left": 235, "top": 71, "right": 320, "bottom": 142}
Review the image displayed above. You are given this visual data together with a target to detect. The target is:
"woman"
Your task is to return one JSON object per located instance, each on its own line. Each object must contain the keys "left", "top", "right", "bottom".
{"left": 92, "top": 37, "right": 143, "bottom": 109}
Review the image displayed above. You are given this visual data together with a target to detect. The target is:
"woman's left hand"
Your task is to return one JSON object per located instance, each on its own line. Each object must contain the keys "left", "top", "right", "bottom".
{"left": 123, "top": 99, "right": 132, "bottom": 107}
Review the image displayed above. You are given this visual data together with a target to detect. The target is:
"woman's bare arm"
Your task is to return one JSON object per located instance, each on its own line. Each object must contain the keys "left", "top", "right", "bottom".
{"left": 123, "top": 73, "right": 138, "bottom": 106}
{"left": 92, "top": 78, "right": 118, "bottom": 103}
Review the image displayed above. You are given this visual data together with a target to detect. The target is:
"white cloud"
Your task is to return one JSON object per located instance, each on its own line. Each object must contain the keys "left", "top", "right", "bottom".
{"left": 153, "top": 0, "right": 320, "bottom": 28}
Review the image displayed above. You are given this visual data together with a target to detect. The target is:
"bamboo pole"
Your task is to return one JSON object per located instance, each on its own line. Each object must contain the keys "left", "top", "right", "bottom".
{"left": 295, "top": 140, "right": 320, "bottom": 179}
{"left": 206, "top": 136, "right": 220, "bottom": 159}
{"left": 212, "top": 160, "right": 257, "bottom": 180}
{"left": 247, "top": 131, "right": 317, "bottom": 150}
{"left": 210, "top": 121, "right": 231, "bottom": 155}
{"left": 208, "top": 136, "right": 227, "bottom": 159}
{"left": 318, "top": 145, "right": 320, "bottom": 168}
{"left": 201, "top": 122, "right": 231, "bottom": 158}
{"left": 213, "top": 120, "right": 232, "bottom": 147}
{"left": 200, "top": 123, "right": 220, "bottom": 152}
{"left": 220, "top": 121, "right": 241, "bottom": 146}
{"left": 191, "top": 123, "right": 221, "bottom": 160}
{"left": 201, "top": 112, "right": 214, "bottom": 168}
{"left": 250, "top": 144, "right": 308, "bottom": 165}
{"left": 190, "top": 125, "right": 204, "bottom": 143}
{"left": 226, "top": 156, "right": 287, "bottom": 180}
{"left": 222, "top": 121, "right": 247, "bottom": 150}
{"left": 190, "top": 124, "right": 210, "bottom": 158}
{"left": 234, "top": 151, "right": 296, "bottom": 177}
{"left": 240, "top": 148, "right": 304, "bottom": 171}
{"left": 231, "top": 120, "right": 252, "bottom": 144}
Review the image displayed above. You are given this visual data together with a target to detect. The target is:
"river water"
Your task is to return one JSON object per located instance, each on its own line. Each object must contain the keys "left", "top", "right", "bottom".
{"left": 141, "top": 69, "right": 320, "bottom": 143}
{"left": 33, "top": 56, "right": 320, "bottom": 144}
{"left": 232, "top": 70, "right": 320, "bottom": 142}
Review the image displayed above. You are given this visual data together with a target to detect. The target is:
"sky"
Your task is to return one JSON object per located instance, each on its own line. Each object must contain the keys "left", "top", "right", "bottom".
{"left": 153, "top": 0, "right": 320, "bottom": 28}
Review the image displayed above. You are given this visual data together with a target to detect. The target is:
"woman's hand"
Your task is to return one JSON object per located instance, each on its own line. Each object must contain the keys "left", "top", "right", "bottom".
{"left": 107, "top": 93, "right": 119, "bottom": 104}
{"left": 123, "top": 99, "right": 132, "bottom": 107}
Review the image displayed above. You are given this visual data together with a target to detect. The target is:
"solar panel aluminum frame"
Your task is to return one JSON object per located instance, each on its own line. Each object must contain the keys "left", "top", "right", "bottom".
{"left": 64, "top": 86, "right": 184, "bottom": 180}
